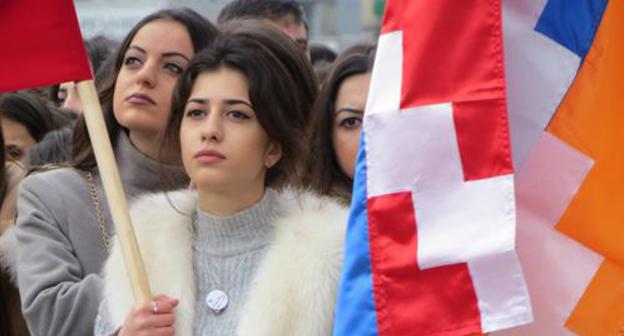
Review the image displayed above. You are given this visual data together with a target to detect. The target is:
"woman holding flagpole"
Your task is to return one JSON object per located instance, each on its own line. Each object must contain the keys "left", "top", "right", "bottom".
{"left": 94, "top": 21, "right": 346, "bottom": 336}
{"left": 306, "top": 44, "right": 375, "bottom": 204}
{"left": 12, "top": 8, "right": 218, "bottom": 335}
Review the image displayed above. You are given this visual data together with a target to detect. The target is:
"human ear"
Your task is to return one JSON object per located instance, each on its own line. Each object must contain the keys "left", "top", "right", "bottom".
{"left": 264, "top": 141, "right": 283, "bottom": 169}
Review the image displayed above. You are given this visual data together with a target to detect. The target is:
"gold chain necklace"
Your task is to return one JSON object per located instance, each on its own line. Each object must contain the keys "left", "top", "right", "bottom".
{"left": 86, "top": 171, "right": 111, "bottom": 251}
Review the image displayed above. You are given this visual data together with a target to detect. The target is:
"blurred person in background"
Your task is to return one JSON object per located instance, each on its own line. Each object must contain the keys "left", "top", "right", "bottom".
{"left": 218, "top": 0, "right": 309, "bottom": 54}
{"left": 310, "top": 42, "right": 337, "bottom": 84}
{"left": 0, "top": 66, "right": 79, "bottom": 336}
{"left": 27, "top": 126, "right": 74, "bottom": 167}
{"left": 0, "top": 92, "right": 69, "bottom": 167}
{"left": 306, "top": 43, "right": 376, "bottom": 204}
{"left": 0, "top": 118, "right": 29, "bottom": 336}
{"left": 0, "top": 118, "right": 27, "bottom": 234}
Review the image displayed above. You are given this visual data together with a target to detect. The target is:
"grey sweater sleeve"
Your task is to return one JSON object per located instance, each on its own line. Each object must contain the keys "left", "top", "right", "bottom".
{"left": 15, "top": 176, "right": 103, "bottom": 336}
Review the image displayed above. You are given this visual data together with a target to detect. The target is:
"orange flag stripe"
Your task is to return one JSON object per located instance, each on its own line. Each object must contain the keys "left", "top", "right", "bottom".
{"left": 548, "top": 0, "right": 624, "bottom": 266}
{"left": 547, "top": 0, "right": 624, "bottom": 332}
{"left": 565, "top": 260, "right": 624, "bottom": 335}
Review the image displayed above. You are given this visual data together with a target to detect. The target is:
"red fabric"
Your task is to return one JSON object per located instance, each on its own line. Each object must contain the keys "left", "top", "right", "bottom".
{"left": 368, "top": 193, "right": 482, "bottom": 336}
{"left": 382, "top": 0, "right": 512, "bottom": 181}
{"left": 0, "top": 0, "right": 92, "bottom": 93}
{"left": 453, "top": 100, "right": 513, "bottom": 181}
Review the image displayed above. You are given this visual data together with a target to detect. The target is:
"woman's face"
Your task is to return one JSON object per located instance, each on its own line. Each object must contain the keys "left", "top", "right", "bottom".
{"left": 58, "top": 81, "right": 82, "bottom": 114}
{"left": 180, "top": 68, "right": 282, "bottom": 193}
{"left": 1, "top": 117, "right": 36, "bottom": 166}
{"left": 332, "top": 72, "right": 371, "bottom": 179}
{"left": 113, "top": 19, "right": 194, "bottom": 141}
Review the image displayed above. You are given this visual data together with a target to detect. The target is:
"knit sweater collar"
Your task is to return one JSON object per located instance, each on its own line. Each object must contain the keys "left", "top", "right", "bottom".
{"left": 114, "top": 131, "right": 188, "bottom": 195}
{"left": 194, "top": 190, "right": 279, "bottom": 257}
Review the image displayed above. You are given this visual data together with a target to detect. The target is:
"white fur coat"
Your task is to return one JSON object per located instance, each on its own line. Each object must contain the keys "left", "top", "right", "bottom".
{"left": 102, "top": 189, "right": 348, "bottom": 336}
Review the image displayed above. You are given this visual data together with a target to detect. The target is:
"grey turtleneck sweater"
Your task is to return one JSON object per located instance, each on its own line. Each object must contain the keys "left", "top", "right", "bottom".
{"left": 14, "top": 132, "right": 187, "bottom": 336}
{"left": 193, "top": 190, "right": 278, "bottom": 335}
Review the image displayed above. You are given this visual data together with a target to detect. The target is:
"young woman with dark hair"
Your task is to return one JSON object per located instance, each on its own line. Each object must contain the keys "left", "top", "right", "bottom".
{"left": 0, "top": 119, "right": 27, "bottom": 234}
{"left": 306, "top": 44, "right": 376, "bottom": 203}
{"left": 0, "top": 92, "right": 66, "bottom": 166}
{"left": 94, "top": 21, "right": 344, "bottom": 336}
{"left": 12, "top": 8, "right": 219, "bottom": 335}
{"left": 0, "top": 118, "right": 29, "bottom": 336}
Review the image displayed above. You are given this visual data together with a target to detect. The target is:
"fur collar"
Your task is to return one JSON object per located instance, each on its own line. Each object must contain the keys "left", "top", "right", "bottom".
{"left": 102, "top": 189, "right": 347, "bottom": 335}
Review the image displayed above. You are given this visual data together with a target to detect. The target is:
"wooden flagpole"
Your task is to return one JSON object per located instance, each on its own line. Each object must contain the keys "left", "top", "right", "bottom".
{"left": 76, "top": 79, "right": 151, "bottom": 303}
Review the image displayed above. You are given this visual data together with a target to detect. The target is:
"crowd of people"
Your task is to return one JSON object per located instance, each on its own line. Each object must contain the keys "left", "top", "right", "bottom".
{"left": 0, "top": 1, "right": 375, "bottom": 335}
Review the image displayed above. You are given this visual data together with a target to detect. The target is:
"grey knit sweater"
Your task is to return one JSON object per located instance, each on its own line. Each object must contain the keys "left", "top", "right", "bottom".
{"left": 193, "top": 190, "right": 278, "bottom": 335}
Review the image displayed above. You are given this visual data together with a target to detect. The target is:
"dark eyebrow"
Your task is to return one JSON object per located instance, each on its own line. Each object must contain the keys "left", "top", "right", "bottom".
{"left": 187, "top": 98, "right": 253, "bottom": 109}
{"left": 162, "top": 52, "right": 191, "bottom": 62}
{"left": 335, "top": 107, "right": 364, "bottom": 114}
{"left": 128, "top": 46, "right": 190, "bottom": 62}
{"left": 128, "top": 45, "right": 146, "bottom": 54}
{"left": 224, "top": 99, "right": 253, "bottom": 108}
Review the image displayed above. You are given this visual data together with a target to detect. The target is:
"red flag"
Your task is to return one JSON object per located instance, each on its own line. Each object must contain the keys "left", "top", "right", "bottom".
{"left": 0, "top": 0, "right": 92, "bottom": 92}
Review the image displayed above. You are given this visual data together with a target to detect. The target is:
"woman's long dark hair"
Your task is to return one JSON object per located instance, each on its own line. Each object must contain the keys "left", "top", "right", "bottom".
{"left": 71, "top": 8, "right": 219, "bottom": 171}
{"left": 305, "top": 43, "right": 376, "bottom": 201}
{"left": 0, "top": 93, "right": 64, "bottom": 143}
{"left": 0, "top": 112, "right": 30, "bottom": 336}
{"left": 164, "top": 20, "right": 318, "bottom": 188}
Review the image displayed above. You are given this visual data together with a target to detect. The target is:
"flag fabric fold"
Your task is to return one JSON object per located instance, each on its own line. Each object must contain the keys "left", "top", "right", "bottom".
{"left": 500, "top": 0, "right": 624, "bottom": 334}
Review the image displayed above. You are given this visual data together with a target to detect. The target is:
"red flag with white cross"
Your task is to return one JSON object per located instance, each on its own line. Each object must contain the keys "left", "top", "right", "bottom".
{"left": 333, "top": 1, "right": 533, "bottom": 334}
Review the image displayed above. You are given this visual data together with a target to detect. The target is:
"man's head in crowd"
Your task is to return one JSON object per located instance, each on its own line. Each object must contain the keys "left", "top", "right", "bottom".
{"left": 218, "top": 0, "right": 309, "bottom": 52}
